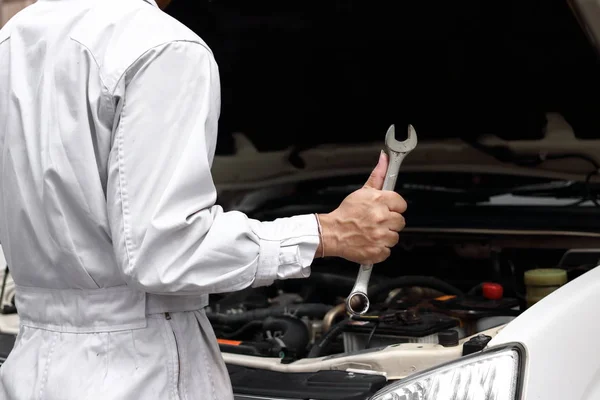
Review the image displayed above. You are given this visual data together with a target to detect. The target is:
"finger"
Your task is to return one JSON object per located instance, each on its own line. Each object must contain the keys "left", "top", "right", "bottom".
{"left": 364, "top": 151, "right": 388, "bottom": 190}
{"left": 383, "top": 231, "right": 400, "bottom": 248}
{"left": 375, "top": 247, "right": 391, "bottom": 263}
{"left": 386, "top": 212, "right": 406, "bottom": 232}
{"left": 379, "top": 191, "right": 408, "bottom": 213}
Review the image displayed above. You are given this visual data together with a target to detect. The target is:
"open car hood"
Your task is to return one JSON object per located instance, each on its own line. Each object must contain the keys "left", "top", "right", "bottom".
{"left": 165, "top": 0, "right": 600, "bottom": 189}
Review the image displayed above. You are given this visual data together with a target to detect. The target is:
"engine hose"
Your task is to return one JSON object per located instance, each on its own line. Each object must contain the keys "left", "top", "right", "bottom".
{"left": 322, "top": 303, "right": 346, "bottom": 333}
{"left": 467, "top": 283, "right": 483, "bottom": 296}
{"left": 206, "top": 303, "right": 332, "bottom": 325}
{"left": 307, "top": 319, "right": 349, "bottom": 358}
{"left": 263, "top": 316, "right": 310, "bottom": 354}
{"left": 219, "top": 320, "right": 263, "bottom": 339}
{"left": 368, "top": 276, "right": 464, "bottom": 300}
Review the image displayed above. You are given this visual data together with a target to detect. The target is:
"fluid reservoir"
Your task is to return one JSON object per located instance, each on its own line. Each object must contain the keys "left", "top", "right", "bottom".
{"left": 524, "top": 268, "right": 568, "bottom": 307}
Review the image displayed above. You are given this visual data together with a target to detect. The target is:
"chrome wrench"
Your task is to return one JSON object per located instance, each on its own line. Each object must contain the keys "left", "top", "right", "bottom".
{"left": 345, "top": 124, "right": 418, "bottom": 316}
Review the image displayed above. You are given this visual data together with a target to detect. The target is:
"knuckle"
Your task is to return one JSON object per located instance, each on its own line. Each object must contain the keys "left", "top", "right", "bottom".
{"left": 382, "top": 192, "right": 407, "bottom": 212}
{"left": 379, "top": 248, "right": 391, "bottom": 262}
{"left": 396, "top": 196, "right": 408, "bottom": 212}
{"left": 390, "top": 232, "right": 400, "bottom": 245}
{"left": 371, "top": 208, "right": 387, "bottom": 223}
{"left": 379, "top": 191, "right": 393, "bottom": 204}
{"left": 400, "top": 201, "right": 408, "bottom": 213}
{"left": 389, "top": 215, "right": 404, "bottom": 232}
{"left": 366, "top": 248, "right": 380, "bottom": 263}
{"left": 398, "top": 215, "right": 406, "bottom": 229}
{"left": 373, "top": 229, "right": 386, "bottom": 241}
{"left": 373, "top": 191, "right": 385, "bottom": 203}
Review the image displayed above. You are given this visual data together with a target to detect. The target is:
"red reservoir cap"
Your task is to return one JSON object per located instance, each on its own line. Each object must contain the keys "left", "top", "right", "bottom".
{"left": 482, "top": 282, "right": 503, "bottom": 300}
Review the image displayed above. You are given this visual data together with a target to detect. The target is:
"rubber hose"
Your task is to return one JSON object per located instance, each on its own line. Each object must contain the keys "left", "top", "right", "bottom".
{"left": 467, "top": 283, "right": 483, "bottom": 296}
{"left": 220, "top": 320, "right": 263, "bottom": 339}
{"left": 263, "top": 316, "right": 310, "bottom": 354}
{"left": 368, "top": 276, "right": 464, "bottom": 300}
{"left": 307, "top": 319, "right": 349, "bottom": 358}
{"left": 206, "top": 303, "right": 332, "bottom": 325}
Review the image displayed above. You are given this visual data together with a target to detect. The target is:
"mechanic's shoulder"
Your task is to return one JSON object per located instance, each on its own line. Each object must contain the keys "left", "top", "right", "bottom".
{"left": 71, "top": 0, "right": 211, "bottom": 92}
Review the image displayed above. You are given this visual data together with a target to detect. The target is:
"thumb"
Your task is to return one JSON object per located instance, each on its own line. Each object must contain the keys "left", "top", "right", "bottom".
{"left": 364, "top": 151, "right": 388, "bottom": 189}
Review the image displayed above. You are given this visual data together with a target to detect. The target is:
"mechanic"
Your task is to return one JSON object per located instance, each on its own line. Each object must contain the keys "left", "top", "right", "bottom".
{"left": 0, "top": 0, "right": 407, "bottom": 399}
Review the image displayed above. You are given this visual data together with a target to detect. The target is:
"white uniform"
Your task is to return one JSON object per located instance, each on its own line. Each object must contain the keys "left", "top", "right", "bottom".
{"left": 0, "top": 0, "right": 320, "bottom": 398}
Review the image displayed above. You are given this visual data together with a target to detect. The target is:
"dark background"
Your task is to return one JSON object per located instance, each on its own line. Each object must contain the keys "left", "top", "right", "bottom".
{"left": 165, "top": 0, "right": 600, "bottom": 155}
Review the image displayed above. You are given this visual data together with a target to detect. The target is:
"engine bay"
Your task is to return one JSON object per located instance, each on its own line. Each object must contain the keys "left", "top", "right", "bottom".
{"left": 205, "top": 235, "right": 600, "bottom": 375}
{"left": 198, "top": 230, "right": 600, "bottom": 398}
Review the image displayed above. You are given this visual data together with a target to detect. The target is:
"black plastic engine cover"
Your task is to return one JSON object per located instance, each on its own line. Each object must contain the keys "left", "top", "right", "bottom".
{"left": 227, "top": 364, "right": 387, "bottom": 400}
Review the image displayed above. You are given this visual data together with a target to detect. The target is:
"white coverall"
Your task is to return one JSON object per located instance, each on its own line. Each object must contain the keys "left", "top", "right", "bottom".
{"left": 0, "top": 0, "right": 320, "bottom": 398}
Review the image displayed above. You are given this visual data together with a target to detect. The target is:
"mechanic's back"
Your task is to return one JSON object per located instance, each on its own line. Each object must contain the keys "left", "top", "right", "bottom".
{"left": 0, "top": 0, "right": 224, "bottom": 291}
{"left": 0, "top": 0, "right": 239, "bottom": 398}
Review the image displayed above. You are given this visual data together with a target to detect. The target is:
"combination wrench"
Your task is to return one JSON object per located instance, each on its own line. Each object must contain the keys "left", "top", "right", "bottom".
{"left": 345, "top": 124, "right": 418, "bottom": 316}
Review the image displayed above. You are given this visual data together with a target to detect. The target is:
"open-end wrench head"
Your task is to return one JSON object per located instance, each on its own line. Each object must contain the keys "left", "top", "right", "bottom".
{"left": 385, "top": 124, "right": 418, "bottom": 154}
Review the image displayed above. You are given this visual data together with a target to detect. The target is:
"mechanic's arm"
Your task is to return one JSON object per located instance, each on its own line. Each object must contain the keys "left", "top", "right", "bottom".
{"left": 107, "top": 40, "right": 407, "bottom": 295}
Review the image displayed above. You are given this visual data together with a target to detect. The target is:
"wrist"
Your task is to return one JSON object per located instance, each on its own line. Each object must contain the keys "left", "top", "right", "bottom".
{"left": 315, "top": 212, "right": 339, "bottom": 258}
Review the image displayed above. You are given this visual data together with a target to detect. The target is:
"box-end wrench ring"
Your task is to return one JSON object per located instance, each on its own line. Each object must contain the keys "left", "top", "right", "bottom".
{"left": 345, "top": 124, "right": 418, "bottom": 316}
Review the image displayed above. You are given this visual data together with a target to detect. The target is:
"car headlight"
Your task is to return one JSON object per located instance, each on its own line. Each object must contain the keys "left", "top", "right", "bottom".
{"left": 370, "top": 344, "right": 525, "bottom": 400}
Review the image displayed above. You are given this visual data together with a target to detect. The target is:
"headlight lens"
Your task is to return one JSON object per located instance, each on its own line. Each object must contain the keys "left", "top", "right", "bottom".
{"left": 370, "top": 345, "right": 524, "bottom": 400}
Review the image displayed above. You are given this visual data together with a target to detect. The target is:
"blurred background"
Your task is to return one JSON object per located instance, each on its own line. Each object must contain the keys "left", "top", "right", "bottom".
{"left": 0, "top": 0, "right": 35, "bottom": 27}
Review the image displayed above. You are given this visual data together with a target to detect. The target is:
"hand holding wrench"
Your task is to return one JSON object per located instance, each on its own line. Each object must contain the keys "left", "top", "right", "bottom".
{"left": 345, "top": 124, "right": 418, "bottom": 316}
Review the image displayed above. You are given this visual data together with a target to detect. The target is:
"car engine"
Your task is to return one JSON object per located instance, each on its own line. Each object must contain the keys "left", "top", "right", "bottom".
{"left": 205, "top": 239, "right": 600, "bottom": 369}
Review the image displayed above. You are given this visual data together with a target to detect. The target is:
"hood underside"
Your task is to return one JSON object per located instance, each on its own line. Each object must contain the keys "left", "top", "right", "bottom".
{"left": 165, "top": 0, "right": 600, "bottom": 186}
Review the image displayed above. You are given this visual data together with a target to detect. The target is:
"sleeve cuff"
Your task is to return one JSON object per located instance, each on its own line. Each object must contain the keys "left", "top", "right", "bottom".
{"left": 251, "top": 214, "right": 320, "bottom": 287}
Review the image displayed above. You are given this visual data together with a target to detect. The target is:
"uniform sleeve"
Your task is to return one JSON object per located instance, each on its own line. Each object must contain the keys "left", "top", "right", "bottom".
{"left": 106, "top": 40, "right": 320, "bottom": 295}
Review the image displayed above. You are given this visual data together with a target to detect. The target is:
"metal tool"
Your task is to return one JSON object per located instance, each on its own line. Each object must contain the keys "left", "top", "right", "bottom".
{"left": 345, "top": 124, "right": 418, "bottom": 316}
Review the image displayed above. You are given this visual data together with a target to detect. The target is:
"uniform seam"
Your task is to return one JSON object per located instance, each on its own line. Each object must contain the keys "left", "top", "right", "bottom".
{"left": 160, "top": 318, "right": 180, "bottom": 400}
{"left": 130, "top": 330, "right": 139, "bottom": 371}
{"left": 69, "top": 37, "right": 110, "bottom": 92}
{"left": 37, "top": 332, "right": 58, "bottom": 400}
{"left": 110, "top": 39, "right": 214, "bottom": 98}
{"left": 19, "top": 320, "right": 146, "bottom": 333}
{"left": 115, "top": 95, "right": 137, "bottom": 276}
{"left": 197, "top": 318, "right": 217, "bottom": 400}
{"left": 105, "top": 333, "right": 110, "bottom": 381}
{"left": 202, "top": 342, "right": 217, "bottom": 400}
{"left": 255, "top": 239, "right": 280, "bottom": 285}
{"left": 259, "top": 235, "right": 320, "bottom": 242}
{"left": 69, "top": 37, "right": 117, "bottom": 152}
{"left": 158, "top": 319, "right": 174, "bottom": 400}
